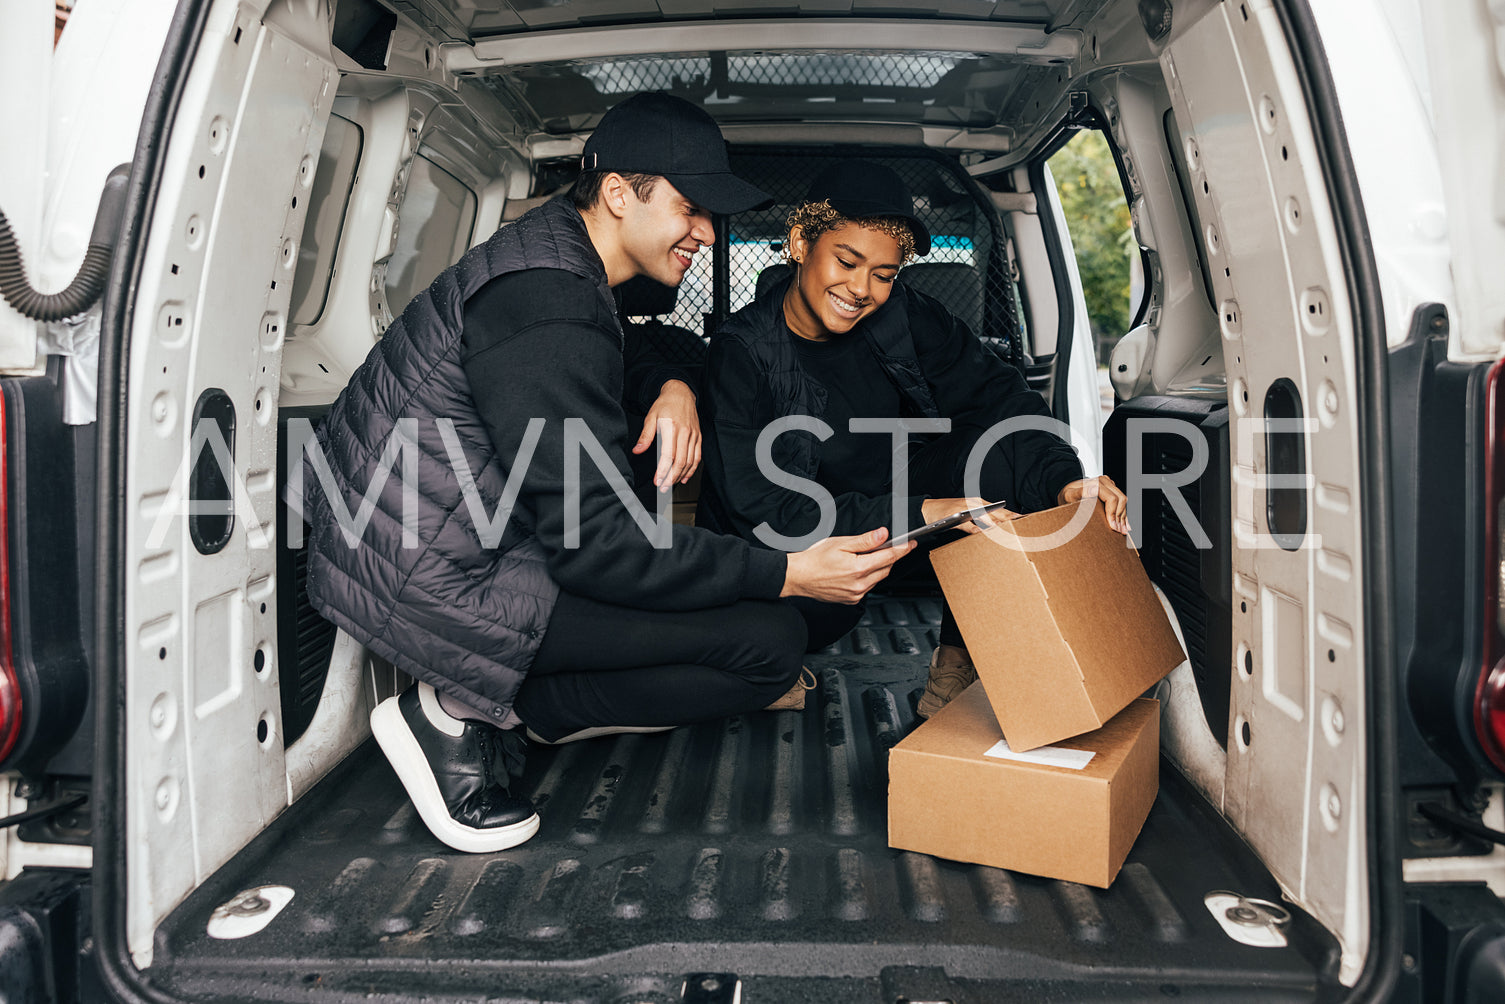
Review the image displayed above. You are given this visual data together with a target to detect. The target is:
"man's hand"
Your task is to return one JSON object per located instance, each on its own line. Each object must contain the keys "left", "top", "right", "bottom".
{"left": 781, "top": 528, "right": 916, "bottom": 605}
{"left": 920, "top": 497, "right": 1007, "bottom": 534}
{"left": 1058, "top": 475, "right": 1129, "bottom": 534}
{"left": 632, "top": 379, "right": 700, "bottom": 491}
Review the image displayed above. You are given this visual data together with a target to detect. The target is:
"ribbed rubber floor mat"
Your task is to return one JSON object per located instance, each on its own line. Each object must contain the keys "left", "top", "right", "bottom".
{"left": 153, "top": 601, "right": 1329, "bottom": 1003}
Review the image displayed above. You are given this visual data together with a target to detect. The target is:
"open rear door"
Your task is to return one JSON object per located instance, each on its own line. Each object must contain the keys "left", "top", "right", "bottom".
{"left": 0, "top": 0, "right": 180, "bottom": 385}
{"left": 0, "top": 1, "right": 52, "bottom": 373}
{"left": 1420, "top": 0, "right": 1505, "bottom": 362}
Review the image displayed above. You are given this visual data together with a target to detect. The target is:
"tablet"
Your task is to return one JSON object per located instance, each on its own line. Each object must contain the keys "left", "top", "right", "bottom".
{"left": 871, "top": 500, "right": 1013, "bottom": 551}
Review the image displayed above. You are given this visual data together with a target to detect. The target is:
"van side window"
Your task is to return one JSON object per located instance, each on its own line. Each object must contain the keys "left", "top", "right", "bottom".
{"left": 1046, "top": 127, "right": 1138, "bottom": 387}
{"left": 385, "top": 154, "right": 477, "bottom": 320}
{"left": 289, "top": 113, "right": 362, "bottom": 326}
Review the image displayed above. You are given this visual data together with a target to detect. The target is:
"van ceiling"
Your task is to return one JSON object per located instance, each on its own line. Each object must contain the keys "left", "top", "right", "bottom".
{"left": 367, "top": 0, "right": 1144, "bottom": 159}
{"left": 481, "top": 50, "right": 1074, "bottom": 138}
{"left": 393, "top": 0, "right": 1108, "bottom": 42}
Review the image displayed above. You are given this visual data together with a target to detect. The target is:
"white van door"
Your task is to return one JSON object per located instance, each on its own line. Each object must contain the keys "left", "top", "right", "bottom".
{"left": 1413, "top": 0, "right": 1505, "bottom": 362}
{"left": 0, "top": 0, "right": 179, "bottom": 386}
{"left": 0, "top": 0, "right": 57, "bottom": 373}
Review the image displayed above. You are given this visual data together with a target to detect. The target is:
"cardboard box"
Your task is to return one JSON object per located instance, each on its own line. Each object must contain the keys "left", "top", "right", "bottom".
{"left": 929, "top": 500, "right": 1185, "bottom": 752}
{"left": 888, "top": 686, "right": 1159, "bottom": 887}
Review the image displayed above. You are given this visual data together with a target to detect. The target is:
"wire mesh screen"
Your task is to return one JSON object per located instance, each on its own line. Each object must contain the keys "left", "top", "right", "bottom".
{"left": 726, "top": 52, "right": 965, "bottom": 90}
{"left": 570, "top": 52, "right": 969, "bottom": 96}
{"left": 621, "top": 148, "right": 1025, "bottom": 368}
{"left": 500, "top": 50, "right": 1020, "bottom": 129}
{"left": 578, "top": 56, "right": 711, "bottom": 94}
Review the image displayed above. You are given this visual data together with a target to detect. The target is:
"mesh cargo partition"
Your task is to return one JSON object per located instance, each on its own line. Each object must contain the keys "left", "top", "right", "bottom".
{"left": 619, "top": 148, "right": 1026, "bottom": 368}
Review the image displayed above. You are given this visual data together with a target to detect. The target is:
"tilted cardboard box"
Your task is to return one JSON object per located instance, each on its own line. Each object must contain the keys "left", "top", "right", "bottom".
{"left": 889, "top": 686, "right": 1160, "bottom": 888}
{"left": 929, "top": 500, "right": 1185, "bottom": 752}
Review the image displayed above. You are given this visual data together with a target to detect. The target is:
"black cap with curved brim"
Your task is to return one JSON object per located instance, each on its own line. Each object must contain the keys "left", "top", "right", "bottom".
{"left": 582, "top": 92, "right": 773, "bottom": 215}
{"left": 804, "top": 160, "right": 932, "bottom": 257}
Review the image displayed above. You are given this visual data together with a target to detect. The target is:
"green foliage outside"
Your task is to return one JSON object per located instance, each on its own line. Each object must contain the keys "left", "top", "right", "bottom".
{"left": 1049, "top": 129, "right": 1135, "bottom": 365}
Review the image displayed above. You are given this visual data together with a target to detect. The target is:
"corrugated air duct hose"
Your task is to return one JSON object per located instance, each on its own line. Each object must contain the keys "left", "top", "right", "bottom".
{"left": 0, "top": 164, "right": 129, "bottom": 322}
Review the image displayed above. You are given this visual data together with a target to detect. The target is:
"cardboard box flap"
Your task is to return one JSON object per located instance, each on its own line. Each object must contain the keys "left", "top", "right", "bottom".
{"left": 996, "top": 504, "right": 1186, "bottom": 722}
{"left": 929, "top": 535, "right": 1098, "bottom": 744}
{"left": 905, "top": 684, "right": 1152, "bottom": 782}
{"left": 999, "top": 499, "right": 1095, "bottom": 543}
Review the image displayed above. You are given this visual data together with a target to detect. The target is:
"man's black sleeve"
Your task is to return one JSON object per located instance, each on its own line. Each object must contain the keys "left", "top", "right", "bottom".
{"left": 460, "top": 269, "right": 786, "bottom": 608}
{"left": 622, "top": 322, "right": 697, "bottom": 414}
{"left": 906, "top": 291, "right": 1083, "bottom": 512}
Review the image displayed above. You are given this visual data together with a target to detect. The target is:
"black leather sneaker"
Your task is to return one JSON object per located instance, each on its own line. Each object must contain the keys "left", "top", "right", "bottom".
{"left": 370, "top": 683, "right": 540, "bottom": 852}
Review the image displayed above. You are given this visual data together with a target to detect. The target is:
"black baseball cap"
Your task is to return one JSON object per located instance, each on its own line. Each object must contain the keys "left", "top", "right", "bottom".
{"left": 804, "top": 160, "right": 932, "bottom": 257}
{"left": 582, "top": 93, "right": 773, "bottom": 215}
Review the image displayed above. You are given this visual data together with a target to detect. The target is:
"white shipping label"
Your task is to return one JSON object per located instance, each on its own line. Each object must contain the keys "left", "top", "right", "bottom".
{"left": 983, "top": 739, "right": 1095, "bottom": 770}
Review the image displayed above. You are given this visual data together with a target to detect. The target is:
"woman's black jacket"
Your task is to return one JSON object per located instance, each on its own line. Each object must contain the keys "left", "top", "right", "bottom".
{"left": 697, "top": 275, "right": 1085, "bottom": 546}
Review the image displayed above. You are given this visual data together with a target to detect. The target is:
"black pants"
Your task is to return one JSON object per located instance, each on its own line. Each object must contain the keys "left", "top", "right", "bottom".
{"left": 512, "top": 591, "right": 806, "bottom": 741}
{"left": 789, "top": 424, "right": 1015, "bottom": 653}
{"left": 786, "top": 549, "right": 966, "bottom": 653}
{"left": 514, "top": 424, "right": 1014, "bottom": 737}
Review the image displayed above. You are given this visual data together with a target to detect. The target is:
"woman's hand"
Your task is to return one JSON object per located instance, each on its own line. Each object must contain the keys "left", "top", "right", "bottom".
{"left": 920, "top": 497, "right": 1004, "bottom": 534}
{"left": 1058, "top": 475, "right": 1129, "bottom": 534}
{"left": 781, "top": 528, "right": 915, "bottom": 604}
{"left": 632, "top": 379, "right": 701, "bottom": 490}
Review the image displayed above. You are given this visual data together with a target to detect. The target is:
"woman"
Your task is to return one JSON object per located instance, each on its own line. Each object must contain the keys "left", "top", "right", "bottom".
{"left": 698, "top": 160, "right": 1129, "bottom": 719}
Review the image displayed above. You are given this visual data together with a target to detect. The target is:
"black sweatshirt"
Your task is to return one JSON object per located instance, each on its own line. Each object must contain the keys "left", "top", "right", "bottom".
{"left": 790, "top": 328, "right": 903, "bottom": 496}
{"left": 459, "top": 268, "right": 787, "bottom": 608}
{"left": 702, "top": 289, "right": 1084, "bottom": 543}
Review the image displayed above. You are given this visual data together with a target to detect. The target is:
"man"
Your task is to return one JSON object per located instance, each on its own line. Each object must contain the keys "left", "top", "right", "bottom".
{"left": 300, "top": 93, "right": 909, "bottom": 855}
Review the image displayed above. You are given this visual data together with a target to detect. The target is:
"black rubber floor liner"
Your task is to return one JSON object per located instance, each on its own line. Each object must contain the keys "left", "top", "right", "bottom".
{"left": 152, "top": 600, "right": 1334, "bottom": 1003}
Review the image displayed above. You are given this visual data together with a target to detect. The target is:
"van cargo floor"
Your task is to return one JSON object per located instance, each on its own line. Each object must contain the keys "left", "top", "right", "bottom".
{"left": 153, "top": 600, "right": 1333, "bottom": 1003}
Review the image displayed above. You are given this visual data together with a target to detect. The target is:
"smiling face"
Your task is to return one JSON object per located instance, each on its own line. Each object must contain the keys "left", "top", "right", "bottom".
{"left": 616, "top": 178, "right": 715, "bottom": 288}
{"left": 783, "top": 222, "right": 904, "bottom": 340}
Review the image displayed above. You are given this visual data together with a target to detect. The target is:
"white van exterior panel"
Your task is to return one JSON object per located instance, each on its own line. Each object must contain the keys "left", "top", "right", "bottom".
{"left": 122, "top": 1, "right": 337, "bottom": 967}
{"left": 1166, "top": 0, "right": 1371, "bottom": 985}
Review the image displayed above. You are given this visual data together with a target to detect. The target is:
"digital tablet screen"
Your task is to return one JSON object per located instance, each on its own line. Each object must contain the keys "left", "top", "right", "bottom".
{"left": 869, "top": 500, "right": 1013, "bottom": 551}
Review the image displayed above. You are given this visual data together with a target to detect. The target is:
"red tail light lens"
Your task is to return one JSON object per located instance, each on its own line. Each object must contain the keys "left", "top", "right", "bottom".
{"left": 1475, "top": 358, "right": 1505, "bottom": 773}
{"left": 0, "top": 396, "right": 18, "bottom": 764}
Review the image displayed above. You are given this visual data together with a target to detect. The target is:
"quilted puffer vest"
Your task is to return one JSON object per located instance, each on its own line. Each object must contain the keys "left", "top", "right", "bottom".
{"left": 301, "top": 197, "right": 617, "bottom": 721}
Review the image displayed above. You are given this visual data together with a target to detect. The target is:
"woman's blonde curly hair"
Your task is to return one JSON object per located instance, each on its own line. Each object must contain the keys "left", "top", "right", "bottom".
{"left": 783, "top": 200, "right": 917, "bottom": 265}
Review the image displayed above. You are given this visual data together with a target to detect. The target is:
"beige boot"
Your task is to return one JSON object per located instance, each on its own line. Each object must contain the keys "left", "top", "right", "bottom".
{"left": 764, "top": 666, "right": 818, "bottom": 711}
{"left": 916, "top": 645, "right": 978, "bottom": 719}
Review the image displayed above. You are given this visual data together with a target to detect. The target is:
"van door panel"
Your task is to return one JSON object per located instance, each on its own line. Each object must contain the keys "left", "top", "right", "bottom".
{"left": 1164, "top": 2, "right": 1371, "bottom": 984}
{"left": 122, "top": 4, "right": 336, "bottom": 968}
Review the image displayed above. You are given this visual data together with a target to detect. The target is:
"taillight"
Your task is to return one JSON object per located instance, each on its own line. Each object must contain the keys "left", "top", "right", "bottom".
{"left": 0, "top": 396, "right": 18, "bottom": 764}
{"left": 1475, "top": 358, "right": 1505, "bottom": 773}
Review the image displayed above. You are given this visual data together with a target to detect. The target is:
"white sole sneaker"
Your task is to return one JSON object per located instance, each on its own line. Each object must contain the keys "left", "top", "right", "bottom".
{"left": 370, "top": 694, "right": 540, "bottom": 853}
